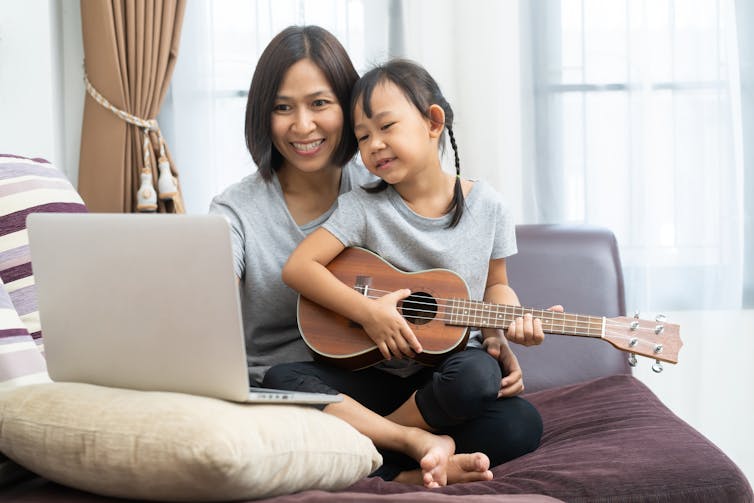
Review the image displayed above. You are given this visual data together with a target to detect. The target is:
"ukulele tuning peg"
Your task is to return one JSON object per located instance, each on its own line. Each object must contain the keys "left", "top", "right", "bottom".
{"left": 628, "top": 353, "right": 638, "bottom": 367}
{"left": 655, "top": 325, "right": 664, "bottom": 335}
{"left": 630, "top": 321, "right": 639, "bottom": 331}
{"left": 652, "top": 360, "right": 664, "bottom": 373}
{"left": 633, "top": 310, "right": 640, "bottom": 319}
{"left": 655, "top": 314, "right": 666, "bottom": 323}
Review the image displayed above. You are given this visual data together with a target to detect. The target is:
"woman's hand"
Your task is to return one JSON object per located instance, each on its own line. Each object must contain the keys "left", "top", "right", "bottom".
{"left": 361, "top": 289, "right": 423, "bottom": 361}
{"left": 505, "top": 305, "right": 564, "bottom": 346}
{"left": 483, "top": 334, "right": 524, "bottom": 397}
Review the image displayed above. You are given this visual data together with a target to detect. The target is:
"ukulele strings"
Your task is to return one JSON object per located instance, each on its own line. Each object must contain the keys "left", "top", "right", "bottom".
{"left": 354, "top": 286, "right": 664, "bottom": 340}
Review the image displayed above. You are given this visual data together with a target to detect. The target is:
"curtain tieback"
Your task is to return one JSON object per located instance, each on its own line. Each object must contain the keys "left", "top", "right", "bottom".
{"left": 84, "top": 73, "right": 179, "bottom": 212}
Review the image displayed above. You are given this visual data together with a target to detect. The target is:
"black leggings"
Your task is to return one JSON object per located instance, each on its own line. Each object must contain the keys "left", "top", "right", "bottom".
{"left": 263, "top": 348, "right": 543, "bottom": 480}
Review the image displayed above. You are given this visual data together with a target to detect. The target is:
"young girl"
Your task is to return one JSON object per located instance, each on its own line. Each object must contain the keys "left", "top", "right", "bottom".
{"left": 271, "top": 59, "right": 560, "bottom": 488}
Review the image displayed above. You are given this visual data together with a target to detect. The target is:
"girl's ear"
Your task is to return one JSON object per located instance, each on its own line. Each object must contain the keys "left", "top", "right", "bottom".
{"left": 427, "top": 104, "right": 445, "bottom": 138}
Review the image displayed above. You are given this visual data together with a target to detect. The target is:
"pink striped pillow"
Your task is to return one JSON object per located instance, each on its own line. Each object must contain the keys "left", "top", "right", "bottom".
{"left": 0, "top": 154, "right": 87, "bottom": 344}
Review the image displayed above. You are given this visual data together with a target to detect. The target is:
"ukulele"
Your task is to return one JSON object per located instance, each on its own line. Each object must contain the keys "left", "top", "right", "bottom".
{"left": 297, "top": 247, "right": 682, "bottom": 371}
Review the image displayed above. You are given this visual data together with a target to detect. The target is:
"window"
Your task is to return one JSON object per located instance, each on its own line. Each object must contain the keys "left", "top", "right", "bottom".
{"left": 529, "top": 0, "right": 743, "bottom": 310}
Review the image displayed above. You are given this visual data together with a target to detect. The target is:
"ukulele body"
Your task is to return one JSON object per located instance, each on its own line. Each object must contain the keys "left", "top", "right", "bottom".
{"left": 297, "top": 247, "right": 471, "bottom": 370}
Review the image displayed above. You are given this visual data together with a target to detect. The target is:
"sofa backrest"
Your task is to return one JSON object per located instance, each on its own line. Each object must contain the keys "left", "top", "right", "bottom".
{"left": 506, "top": 224, "right": 631, "bottom": 393}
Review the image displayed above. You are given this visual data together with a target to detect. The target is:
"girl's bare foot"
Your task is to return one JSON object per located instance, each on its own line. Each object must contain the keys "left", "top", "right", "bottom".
{"left": 394, "top": 451, "right": 493, "bottom": 486}
{"left": 419, "top": 434, "right": 455, "bottom": 488}
{"left": 400, "top": 429, "right": 455, "bottom": 488}
{"left": 446, "top": 452, "right": 493, "bottom": 483}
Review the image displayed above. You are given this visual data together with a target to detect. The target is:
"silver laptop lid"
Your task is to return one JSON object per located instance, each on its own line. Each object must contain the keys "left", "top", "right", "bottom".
{"left": 27, "top": 213, "right": 252, "bottom": 402}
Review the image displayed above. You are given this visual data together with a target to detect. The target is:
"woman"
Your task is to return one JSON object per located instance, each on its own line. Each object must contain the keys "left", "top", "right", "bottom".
{"left": 210, "top": 25, "right": 370, "bottom": 386}
{"left": 211, "top": 25, "right": 545, "bottom": 487}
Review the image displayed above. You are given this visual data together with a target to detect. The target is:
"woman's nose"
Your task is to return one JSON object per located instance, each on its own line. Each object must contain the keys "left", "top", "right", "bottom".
{"left": 291, "top": 110, "right": 315, "bottom": 133}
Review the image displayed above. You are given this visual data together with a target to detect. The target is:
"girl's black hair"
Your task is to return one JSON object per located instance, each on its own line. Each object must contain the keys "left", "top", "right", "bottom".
{"left": 244, "top": 26, "right": 359, "bottom": 180}
{"left": 351, "top": 59, "right": 465, "bottom": 228}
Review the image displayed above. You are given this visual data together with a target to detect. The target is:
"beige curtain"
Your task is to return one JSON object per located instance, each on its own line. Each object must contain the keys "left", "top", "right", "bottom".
{"left": 78, "top": 0, "right": 186, "bottom": 213}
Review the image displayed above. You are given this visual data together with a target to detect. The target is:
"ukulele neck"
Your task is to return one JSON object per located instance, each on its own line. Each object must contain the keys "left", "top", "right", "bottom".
{"left": 447, "top": 300, "right": 605, "bottom": 338}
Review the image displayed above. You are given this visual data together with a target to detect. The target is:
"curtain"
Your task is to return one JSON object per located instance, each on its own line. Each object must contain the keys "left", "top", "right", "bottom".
{"left": 164, "top": 0, "right": 750, "bottom": 312}
{"left": 523, "top": 0, "right": 746, "bottom": 312}
{"left": 397, "top": 1, "right": 527, "bottom": 219}
{"left": 78, "top": 0, "right": 186, "bottom": 213}
{"left": 735, "top": 0, "right": 754, "bottom": 307}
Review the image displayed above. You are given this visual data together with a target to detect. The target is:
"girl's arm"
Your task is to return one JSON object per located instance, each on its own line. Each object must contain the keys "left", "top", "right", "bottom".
{"left": 483, "top": 258, "right": 559, "bottom": 346}
{"left": 282, "top": 228, "right": 422, "bottom": 360}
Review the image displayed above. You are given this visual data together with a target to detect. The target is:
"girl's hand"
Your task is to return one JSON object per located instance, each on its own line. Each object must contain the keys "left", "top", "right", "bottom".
{"left": 483, "top": 334, "right": 524, "bottom": 397}
{"left": 362, "top": 289, "right": 423, "bottom": 361}
{"left": 506, "top": 305, "right": 564, "bottom": 346}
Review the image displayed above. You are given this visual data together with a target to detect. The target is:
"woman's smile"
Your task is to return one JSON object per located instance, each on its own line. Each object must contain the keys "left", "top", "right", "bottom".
{"left": 291, "top": 139, "right": 325, "bottom": 155}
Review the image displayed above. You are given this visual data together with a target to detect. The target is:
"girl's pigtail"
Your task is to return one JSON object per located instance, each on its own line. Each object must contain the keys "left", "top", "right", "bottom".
{"left": 446, "top": 126, "right": 465, "bottom": 228}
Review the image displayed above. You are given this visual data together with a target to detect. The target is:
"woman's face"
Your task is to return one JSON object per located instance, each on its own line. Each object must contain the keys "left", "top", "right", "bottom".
{"left": 271, "top": 58, "right": 344, "bottom": 174}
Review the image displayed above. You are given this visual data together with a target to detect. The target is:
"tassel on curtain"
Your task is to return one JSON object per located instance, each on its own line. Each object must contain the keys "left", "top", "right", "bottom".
{"left": 84, "top": 75, "right": 181, "bottom": 212}
{"left": 78, "top": 0, "right": 186, "bottom": 214}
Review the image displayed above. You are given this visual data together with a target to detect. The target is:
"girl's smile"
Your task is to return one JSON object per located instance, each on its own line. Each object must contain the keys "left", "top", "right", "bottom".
{"left": 375, "top": 156, "right": 397, "bottom": 170}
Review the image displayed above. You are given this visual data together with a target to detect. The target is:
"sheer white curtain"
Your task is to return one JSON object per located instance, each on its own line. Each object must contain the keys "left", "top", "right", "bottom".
{"left": 523, "top": 0, "right": 746, "bottom": 312}
{"left": 163, "top": 0, "right": 749, "bottom": 312}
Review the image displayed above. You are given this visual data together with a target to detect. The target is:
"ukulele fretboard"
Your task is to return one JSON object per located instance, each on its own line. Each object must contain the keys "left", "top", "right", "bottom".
{"left": 447, "top": 299, "right": 604, "bottom": 338}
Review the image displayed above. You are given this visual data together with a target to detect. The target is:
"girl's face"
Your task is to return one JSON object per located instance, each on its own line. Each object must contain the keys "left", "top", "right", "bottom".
{"left": 353, "top": 81, "right": 441, "bottom": 186}
{"left": 271, "top": 58, "right": 344, "bottom": 175}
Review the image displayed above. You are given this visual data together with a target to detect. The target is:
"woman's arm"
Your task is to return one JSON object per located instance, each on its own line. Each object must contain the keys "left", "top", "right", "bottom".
{"left": 482, "top": 258, "right": 562, "bottom": 397}
{"left": 282, "top": 228, "right": 422, "bottom": 360}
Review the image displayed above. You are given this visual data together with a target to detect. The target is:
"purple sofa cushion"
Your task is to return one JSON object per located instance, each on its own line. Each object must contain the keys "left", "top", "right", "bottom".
{"left": 340, "top": 375, "right": 752, "bottom": 502}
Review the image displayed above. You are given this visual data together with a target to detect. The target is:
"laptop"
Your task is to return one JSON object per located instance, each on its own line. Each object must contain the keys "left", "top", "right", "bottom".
{"left": 26, "top": 213, "right": 340, "bottom": 405}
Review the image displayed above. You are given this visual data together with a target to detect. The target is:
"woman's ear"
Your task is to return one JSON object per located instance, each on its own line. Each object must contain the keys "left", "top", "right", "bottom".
{"left": 427, "top": 104, "right": 446, "bottom": 138}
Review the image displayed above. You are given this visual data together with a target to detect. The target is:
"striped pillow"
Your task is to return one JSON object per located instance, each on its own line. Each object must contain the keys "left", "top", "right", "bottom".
{"left": 0, "top": 278, "right": 43, "bottom": 483}
{"left": 0, "top": 275, "right": 49, "bottom": 389}
{"left": 0, "top": 154, "right": 87, "bottom": 343}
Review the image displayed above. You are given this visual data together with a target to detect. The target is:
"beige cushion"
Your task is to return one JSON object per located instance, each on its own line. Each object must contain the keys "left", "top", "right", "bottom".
{"left": 0, "top": 382, "right": 381, "bottom": 501}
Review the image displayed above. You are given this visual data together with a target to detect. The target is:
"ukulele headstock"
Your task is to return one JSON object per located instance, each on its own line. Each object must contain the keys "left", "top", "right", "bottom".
{"left": 603, "top": 312, "right": 682, "bottom": 371}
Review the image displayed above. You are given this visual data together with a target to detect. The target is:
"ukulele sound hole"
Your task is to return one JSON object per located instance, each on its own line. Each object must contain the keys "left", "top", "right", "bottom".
{"left": 401, "top": 292, "right": 437, "bottom": 325}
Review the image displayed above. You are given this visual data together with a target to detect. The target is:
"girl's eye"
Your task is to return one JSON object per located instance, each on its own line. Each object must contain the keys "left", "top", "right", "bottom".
{"left": 381, "top": 122, "right": 395, "bottom": 131}
{"left": 357, "top": 134, "right": 369, "bottom": 143}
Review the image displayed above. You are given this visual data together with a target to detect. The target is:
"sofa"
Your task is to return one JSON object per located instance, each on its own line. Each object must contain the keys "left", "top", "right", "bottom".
{"left": 0, "top": 154, "right": 752, "bottom": 502}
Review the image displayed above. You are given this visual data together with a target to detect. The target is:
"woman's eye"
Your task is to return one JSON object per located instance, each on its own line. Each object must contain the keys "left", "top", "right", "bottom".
{"left": 273, "top": 104, "right": 291, "bottom": 112}
{"left": 312, "top": 99, "right": 328, "bottom": 107}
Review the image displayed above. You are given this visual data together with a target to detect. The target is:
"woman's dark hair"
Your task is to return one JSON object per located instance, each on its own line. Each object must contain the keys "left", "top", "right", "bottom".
{"left": 351, "top": 59, "right": 464, "bottom": 228}
{"left": 245, "top": 26, "right": 359, "bottom": 180}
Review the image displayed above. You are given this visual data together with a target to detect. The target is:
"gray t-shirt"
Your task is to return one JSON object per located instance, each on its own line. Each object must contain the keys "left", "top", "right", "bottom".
{"left": 323, "top": 180, "right": 517, "bottom": 375}
{"left": 209, "top": 163, "right": 373, "bottom": 384}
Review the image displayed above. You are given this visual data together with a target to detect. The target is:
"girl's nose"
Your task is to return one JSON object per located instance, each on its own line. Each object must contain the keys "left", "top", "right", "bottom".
{"left": 368, "top": 134, "right": 385, "bottom": 153}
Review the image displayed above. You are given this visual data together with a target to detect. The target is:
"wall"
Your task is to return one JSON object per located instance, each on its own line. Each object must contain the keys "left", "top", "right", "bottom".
{"left": 0, "top": 0, "right": 84, "bottom": 184}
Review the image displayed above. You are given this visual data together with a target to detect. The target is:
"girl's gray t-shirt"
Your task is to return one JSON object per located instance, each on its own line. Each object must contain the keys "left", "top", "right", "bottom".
{"left": 322, "top": 180, "right": 517, "bottom": 376}
{"left": 209, "top": 163, "right": 373, "bottom": 385}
